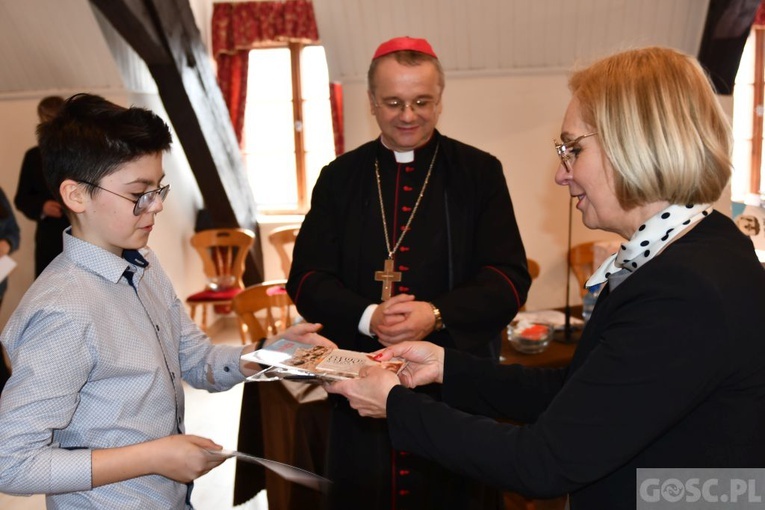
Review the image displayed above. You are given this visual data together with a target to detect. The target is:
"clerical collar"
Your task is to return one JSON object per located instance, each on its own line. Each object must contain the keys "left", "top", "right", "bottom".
{"left": 379, "top": 136, "right": 437, "bottom": 164}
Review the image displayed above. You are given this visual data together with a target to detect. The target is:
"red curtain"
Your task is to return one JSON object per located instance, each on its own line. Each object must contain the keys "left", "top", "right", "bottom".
{"left": 212, "top": 1, "right": 320, "bottom": 143}
{"left": 755, "top": 0, "right": 765, "bottom": 26}
{"left": 329, "top": 82, "right": 344, "bottom": 155}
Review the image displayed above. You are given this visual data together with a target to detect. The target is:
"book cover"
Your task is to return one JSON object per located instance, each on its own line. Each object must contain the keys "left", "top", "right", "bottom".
{"left": 241, "top": 339, "right": 407, "bottom": 382}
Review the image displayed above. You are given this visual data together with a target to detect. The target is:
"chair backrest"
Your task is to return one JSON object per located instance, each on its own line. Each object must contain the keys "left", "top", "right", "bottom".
{"left": 569, "top": 241, "right": 595, "bottom": 297}
{"left": 268, "top": 224, "right": 301, "bottom": 278}
{"left": 190, "top": 228, "right": 255, "bottom": 291}
{"left": 527, "top": 258, "right": 540, "bottom": 280}
{"left": 232, "top": 280, "right": 294, "bottom": 341}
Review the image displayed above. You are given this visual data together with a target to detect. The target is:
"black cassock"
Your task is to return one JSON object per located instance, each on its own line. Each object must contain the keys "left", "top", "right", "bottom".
{"left": 287, "top": 131, "right": 531, "bottom": 510}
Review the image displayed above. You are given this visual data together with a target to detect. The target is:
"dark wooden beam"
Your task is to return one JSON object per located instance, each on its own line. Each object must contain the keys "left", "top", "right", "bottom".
{"left": 698, "top": 0, "right": 760, "bottom": 95}
{"left": 89, "top": 0, "right": 264, "bottom": 284}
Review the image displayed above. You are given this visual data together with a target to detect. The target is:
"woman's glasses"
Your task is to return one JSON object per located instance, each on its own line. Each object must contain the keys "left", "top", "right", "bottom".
{"left": 554, "top": 132, "right": 597, "bottom": 172}
{"left": 78, "top": 180, "right": 171, "bottom": 216}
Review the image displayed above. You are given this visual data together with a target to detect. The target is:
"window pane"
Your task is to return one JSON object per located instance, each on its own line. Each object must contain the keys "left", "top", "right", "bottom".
{"left": 302, "top": 46, "right": 336, "bottom": 198}
{"left": 248, "top": 48, "right": 293, "bottom": 99}
{"left": 301, "top": 47, "right": 330, "bottom": 100}
{"left": 243, "top": 45, "right": 336, "bottom": 212}
{"left": 245, "top": 48, "right": 297, "bottom": 210}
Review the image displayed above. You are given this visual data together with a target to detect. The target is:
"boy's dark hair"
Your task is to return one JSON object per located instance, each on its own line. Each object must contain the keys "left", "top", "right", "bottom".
{"left": 37, "top": 93, "right": 172, "bottom": 205}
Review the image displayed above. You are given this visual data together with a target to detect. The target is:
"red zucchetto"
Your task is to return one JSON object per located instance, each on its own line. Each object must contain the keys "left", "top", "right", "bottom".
{"left": 372, "top": 36, "right": 438, "bottom": 60}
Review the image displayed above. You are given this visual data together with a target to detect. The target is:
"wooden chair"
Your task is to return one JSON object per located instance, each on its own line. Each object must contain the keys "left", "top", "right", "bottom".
{"left": 232, "top": 280, "right": 328, "bottom": 510}
{"left": 527, "top": 258, "right": 540, "bottom": 280}
{"left": 269, "top": 224, "right": 301, "bottom": 278}
{"left": 569, "top": 241, "right": 595, "bottom": 297}
{"left": 186, "top": 228, "right": 255, "bottom": 343}
{"left": 520, "top": 258, "right": 540, "bottom": 311}
{"left": 231, "top": 279, "right": 293, "bottom": 341}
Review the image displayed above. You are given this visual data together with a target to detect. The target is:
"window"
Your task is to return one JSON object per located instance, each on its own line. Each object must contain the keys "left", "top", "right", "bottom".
{"left": 242, "top": 43, "right": 336, "bottom": 213}
{"left": 733, "top": 27, "right": 765, "bottom": 201}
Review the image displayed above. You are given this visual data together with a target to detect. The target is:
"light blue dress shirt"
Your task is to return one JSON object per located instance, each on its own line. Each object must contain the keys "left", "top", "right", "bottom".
{"left": 0, "top": 231, "right": 246, "bottom": 509}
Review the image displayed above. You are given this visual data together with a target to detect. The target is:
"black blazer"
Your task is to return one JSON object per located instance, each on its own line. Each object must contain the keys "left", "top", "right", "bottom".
{"left": 387, "top": 211, "right": 765, "bottom": 509}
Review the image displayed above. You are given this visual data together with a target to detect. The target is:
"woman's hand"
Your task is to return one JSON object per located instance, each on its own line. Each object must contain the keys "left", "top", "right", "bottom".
{"left": 325, "top": 365, "right": 400, "bottom": 418}
{"left": 376, "top": 341, "right": 445, "bottom": 388}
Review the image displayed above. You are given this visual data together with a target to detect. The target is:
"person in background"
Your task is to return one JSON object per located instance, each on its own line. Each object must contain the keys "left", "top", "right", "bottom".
{"left": 0, "top": 186, "right": 20, "bottom": 395}
{"left": 15, "top": 95, "right": 70, "bottom": 278}
{"left": 287, "top": 36, "right": 531, "bottom": 509}
{"left": 327, "top": 46, "right": 765, "bottom": 509}
{"left": 0, "top": 94, "right": 332, "bottom": 508}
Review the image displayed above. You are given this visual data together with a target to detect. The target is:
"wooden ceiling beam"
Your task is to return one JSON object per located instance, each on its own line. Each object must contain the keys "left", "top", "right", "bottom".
{"left": 89, "top": 0, "right": 264, "bottom": 284}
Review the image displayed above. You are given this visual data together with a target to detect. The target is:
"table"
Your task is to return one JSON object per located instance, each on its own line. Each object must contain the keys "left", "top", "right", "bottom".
{"left": 500, "top": 308, "right": 582, "bottom": 510}
{"left": 501, "top": 307, "right": 583, "bottom": 367}
{"left": 501, "top": 329, "right": 579, "bottom": 367}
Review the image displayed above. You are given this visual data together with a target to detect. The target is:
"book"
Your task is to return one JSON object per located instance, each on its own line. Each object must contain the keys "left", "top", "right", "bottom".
{"left": 241, "top": 339, "right": 407, "bottom": 382}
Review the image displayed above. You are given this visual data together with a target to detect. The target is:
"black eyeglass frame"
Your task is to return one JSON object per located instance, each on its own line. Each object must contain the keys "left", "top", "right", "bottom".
{"left": 78, "top": 180, "right": 171, "bottom": 216}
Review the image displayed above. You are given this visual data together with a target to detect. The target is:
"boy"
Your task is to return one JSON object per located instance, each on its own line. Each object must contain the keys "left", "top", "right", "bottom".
{"left": 0, "top": 94, "right": 327, "bottom": 508}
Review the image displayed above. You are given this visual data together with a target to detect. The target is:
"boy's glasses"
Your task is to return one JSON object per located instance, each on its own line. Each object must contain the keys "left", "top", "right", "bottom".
{"left": 554, "top": 132, "right": 598, "bottom": 173}
{"left": 78, "top": 180, "right": 171, "bottom": 216}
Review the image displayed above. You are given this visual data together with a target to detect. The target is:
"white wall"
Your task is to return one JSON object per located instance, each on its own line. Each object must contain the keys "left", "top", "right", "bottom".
{"left": 0, "top": 92, "right": 208, "bottom": 331}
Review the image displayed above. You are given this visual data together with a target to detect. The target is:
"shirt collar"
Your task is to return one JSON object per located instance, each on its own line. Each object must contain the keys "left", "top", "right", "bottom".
{"left": 63, "top": 228, "right": 150, "bottom": 285}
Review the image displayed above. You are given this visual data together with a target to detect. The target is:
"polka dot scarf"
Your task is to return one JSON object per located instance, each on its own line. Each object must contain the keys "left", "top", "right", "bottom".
{"left": 586, "top": 203, "right": 713, "bottom": 289}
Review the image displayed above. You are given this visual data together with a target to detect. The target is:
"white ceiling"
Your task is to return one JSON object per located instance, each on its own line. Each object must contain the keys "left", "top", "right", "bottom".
{"left": 0, "top": 0, "right": 711, "bottom": 98}
{"left": 0, "top": 0, "right": 124, "bottom": 97}
{"left": 312, "top": 0, "right": 711, "bottom": 82}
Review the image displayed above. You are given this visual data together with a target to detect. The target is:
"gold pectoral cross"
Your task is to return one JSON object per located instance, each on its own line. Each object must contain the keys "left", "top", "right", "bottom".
{"left": 374, "top": 258, "right": 402, "bottom": 301}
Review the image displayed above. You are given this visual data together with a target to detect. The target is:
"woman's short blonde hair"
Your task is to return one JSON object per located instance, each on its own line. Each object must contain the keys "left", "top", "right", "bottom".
{"left": 569, "top": 47, "right": 732, "bottom": 208}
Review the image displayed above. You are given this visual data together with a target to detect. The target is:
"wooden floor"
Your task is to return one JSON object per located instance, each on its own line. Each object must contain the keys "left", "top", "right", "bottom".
{"left": 0, "top": 318, "right": 268, "bottom": 510}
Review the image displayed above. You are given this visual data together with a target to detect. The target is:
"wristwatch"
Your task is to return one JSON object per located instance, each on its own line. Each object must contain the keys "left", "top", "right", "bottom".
{"left": 429, "top": 302, "right": 445, "bottom": 331}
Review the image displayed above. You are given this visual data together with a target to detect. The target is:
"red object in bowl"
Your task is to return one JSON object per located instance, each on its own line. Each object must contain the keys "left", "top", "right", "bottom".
{"left": 519, "top": 324, "right": 550, "bottom": 341}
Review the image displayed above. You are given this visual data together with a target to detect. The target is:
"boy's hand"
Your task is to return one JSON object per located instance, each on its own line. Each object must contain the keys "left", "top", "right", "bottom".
{"left": 150, "top": 434, "right": 226, "bottom": 483}
{"left": 240, "top": 322, "right": 336, "bottom": 374}
{"left": 91, "top": 434, "right": 227, "bottom": 487}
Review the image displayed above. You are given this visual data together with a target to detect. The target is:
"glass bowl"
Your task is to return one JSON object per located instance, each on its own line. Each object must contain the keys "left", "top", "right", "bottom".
{"left": 507, "top": 320, "right": 554, "bottom": 354}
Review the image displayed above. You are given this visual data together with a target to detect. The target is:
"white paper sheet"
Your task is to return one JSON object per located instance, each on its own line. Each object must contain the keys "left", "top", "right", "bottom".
{"left": 209, "top": 449, "right": 331, "bottom": 491}
{"left": 0, "top": 255, "right": 17, "bottom": 283}
{"left": 514, "top": 309, "right": 584, "bottom": 330}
